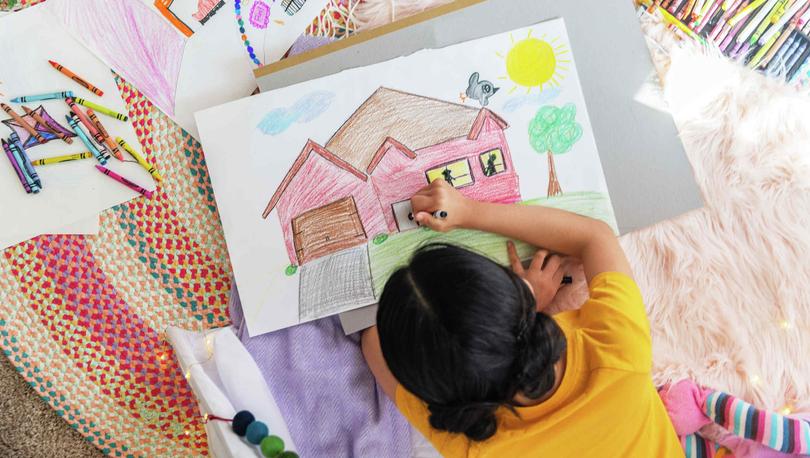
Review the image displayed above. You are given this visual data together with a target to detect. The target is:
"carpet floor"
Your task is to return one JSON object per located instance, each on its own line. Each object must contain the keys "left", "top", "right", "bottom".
{"left": 0, "top": 355, "right": 101, "bottom": 457}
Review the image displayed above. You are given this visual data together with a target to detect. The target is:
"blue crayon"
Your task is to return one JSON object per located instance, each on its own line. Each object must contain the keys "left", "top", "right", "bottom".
{"left": 8, "top": 132, "right": 40, "bottom": 187}
{"left": 65, "top": 114, "right": 108, "bottom": 165}
{"left": 4, "top": 138, "right": 40, "bottom": 193}
{"left": 10, "top": 91, "right": 75, "bottom": 103}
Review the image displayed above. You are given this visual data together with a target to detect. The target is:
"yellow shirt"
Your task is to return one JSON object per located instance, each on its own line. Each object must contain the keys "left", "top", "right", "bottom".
{"left": 395, "top": 272, "right": 684, "bottom": 458}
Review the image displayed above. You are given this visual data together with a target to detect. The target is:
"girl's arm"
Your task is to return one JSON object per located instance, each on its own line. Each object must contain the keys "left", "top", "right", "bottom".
{"left": 411, "top": 179, "right": 632, "bottom": 283}
{"left": 361, "top": 325, "right": 398, "bottom": 400}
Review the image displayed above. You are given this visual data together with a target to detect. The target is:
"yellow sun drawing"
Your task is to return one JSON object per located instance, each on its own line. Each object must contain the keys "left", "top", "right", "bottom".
{"left": 497, "top": 30, "right": 570, "bottom": 94}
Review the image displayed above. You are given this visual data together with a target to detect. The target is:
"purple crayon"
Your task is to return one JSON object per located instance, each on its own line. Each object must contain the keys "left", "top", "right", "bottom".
{"left": 8, "top": 131, "right": 41, "bottom": 188}
{"left": 2, "top": 139, "right": 32, "bottom": 193}
{"left": 2, "top": 139, "right": 37, "bottom": 193}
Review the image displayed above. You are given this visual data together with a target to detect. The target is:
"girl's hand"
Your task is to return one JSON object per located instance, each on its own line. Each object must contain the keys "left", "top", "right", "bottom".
{"left": 507, "top": 241, "right": 565, "bottom": 311}
{"left": 410, "top": 179, "right": 474, "bottom": 232}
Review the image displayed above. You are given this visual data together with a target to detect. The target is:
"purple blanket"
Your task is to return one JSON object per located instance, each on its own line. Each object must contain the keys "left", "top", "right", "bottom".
{"left": 229, "top": 285, "right": 412, "bottom": 458}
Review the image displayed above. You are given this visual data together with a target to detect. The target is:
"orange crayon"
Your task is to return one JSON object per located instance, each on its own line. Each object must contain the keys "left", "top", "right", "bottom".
{"left": 48, "top": 60, "right": 104, "bottom": 96}
{"left": 86, "top": 108, "right": 123, "bottom": 160}
{"left": 21, "top": 105, "right": 73, "bottom": 145}
{"left": 1, "top": 102, "right": 47, "bottom": 144}
{"left": 65, "top": 97, "right": 100, "bottom": 137}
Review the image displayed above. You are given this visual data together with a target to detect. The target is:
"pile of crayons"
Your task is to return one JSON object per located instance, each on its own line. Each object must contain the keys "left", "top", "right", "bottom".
{"left": 1, "top": 59, "right": 160, "bottom": 198}
{"left": 638, "top": 0, "right": 810, "bottom": 84}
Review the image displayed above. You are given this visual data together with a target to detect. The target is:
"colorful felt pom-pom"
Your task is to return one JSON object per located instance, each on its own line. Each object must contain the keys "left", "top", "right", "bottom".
{"left": 246, "top": 420, "right": 269, "bottom": 445}
{"left": 260, "top": 435, "right": 285, "bottom": 457}
{"left": 232, "top": 410, "right": 255, "bottom": 436}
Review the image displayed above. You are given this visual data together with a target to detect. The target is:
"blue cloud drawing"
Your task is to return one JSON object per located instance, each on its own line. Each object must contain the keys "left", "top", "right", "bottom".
{"left": 502, "top": 88, "right": 562, "bottom": 113}
{"left": 258, "top": 91, "right": 335, "bottom": 135}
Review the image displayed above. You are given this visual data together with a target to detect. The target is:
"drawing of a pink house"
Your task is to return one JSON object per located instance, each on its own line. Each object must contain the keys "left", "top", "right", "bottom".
{"left": 263, "top": 87, "right": 522, "bottom": 266}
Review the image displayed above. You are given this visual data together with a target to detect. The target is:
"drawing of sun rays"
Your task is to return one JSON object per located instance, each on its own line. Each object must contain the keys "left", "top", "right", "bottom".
{"left": 496, "top": 30, "right": 570, "bottom": 94}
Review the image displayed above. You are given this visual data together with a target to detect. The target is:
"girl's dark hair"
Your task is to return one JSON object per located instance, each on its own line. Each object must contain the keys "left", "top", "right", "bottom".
{"left": 377, "top": 244, "right": 566, "bottom": 442}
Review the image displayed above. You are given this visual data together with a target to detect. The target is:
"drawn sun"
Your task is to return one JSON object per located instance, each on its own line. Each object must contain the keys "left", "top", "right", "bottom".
{"left": 497, "top": 30, "right": 570, "bottom": 94}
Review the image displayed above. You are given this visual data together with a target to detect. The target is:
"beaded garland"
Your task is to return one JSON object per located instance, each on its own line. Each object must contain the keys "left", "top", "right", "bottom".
{"left": 214, "top": 410, "right": 298, "bottom": 457}
{"left": 234, "top": 0, "right": 263, "bottom": 66}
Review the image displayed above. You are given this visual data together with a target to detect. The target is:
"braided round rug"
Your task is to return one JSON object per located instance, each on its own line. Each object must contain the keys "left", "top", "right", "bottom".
{"left": 0, "top": 74, "right": 233, "bottom": 456}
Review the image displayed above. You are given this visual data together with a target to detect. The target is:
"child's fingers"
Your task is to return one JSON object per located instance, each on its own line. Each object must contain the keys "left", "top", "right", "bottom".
{"left": 507, "top": 241, "right": 524, "bottom": 275}
{"left": 528, "top": 249, "right": 550, "bottom": 272}
{"left": 410, "top": 195, "right": 434, "bottom": 213}
{"left": 551, "top": 267, "right": 565, "bottom": 287}
{"left": 414, "top": 212, "right": 446, "bottom": 232}
{"left": 543, "top": 254, "right": 562, "bottom": 273}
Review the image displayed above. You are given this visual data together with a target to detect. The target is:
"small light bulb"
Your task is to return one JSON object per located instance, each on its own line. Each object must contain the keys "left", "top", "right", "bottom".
{"left": 184, "top": 371, "right": 190, "bottom": 380}
{"left": 160, "top": 354, "right": 166, "bottom": 361}
{"left": 184, "top": 430, "right": 191, "bottom": 436}
{"left": 781, "top": 406, "right": 792, "bottom": 415}
{"left": 750, "top": 375, "right": 761, "bottom": 385}
{"left": 780, "top": 320, "right": 792, "bottom": 330}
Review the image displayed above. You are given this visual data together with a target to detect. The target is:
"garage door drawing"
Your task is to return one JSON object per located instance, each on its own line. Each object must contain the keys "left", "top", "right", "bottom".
{"left": 292, "top": 197, "right": 367, "bottom": 265}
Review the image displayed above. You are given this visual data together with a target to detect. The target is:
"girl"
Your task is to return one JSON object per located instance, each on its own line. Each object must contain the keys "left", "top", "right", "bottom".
{"left": 361, "top": 178, "right": 684, "bottom": 457}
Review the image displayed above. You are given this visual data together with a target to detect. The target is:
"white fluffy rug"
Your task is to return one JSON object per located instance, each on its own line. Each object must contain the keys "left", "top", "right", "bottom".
{"left": 625, "top": 23, "right": 810, "bottom": 414}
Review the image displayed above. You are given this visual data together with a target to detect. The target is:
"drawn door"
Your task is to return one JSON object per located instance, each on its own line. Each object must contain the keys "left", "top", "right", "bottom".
{"left": 292, "top": 197, "right": 367, "bottom": 265}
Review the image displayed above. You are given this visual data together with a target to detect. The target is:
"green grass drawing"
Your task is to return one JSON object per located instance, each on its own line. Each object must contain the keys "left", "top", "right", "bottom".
{"left": 368, "top": 191, "right": 617, "bottom": 296}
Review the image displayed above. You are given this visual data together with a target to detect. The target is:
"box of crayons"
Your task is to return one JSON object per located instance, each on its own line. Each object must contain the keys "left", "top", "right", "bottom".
{"left": 636, "top": 0, "right": 810, "bottom": 85}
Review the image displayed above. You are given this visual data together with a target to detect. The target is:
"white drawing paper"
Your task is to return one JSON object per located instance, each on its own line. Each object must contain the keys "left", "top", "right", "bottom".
{"left": 196, "top": 18, "right": 618, "bottom": 336}
{"left": 0, "top": 4, "right": 153, "bottom": 249}
{"left": 46, "top": 0, "right": 330, "bottom": 139}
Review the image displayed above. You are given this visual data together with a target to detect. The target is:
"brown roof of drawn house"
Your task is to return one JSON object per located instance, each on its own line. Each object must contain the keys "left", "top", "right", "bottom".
{"left": 324, "top": 87, "right": 483, "bottom": 172}
{"left": 262, "top": 88, "right": 509, "bottom": 218}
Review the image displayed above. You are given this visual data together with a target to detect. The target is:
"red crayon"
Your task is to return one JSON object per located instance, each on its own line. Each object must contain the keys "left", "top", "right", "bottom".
{"left": 48, "top": 60, "right": 104, "bottom": 96}
{"left": 95, "top": 165, "right": 153, "bottom": 198}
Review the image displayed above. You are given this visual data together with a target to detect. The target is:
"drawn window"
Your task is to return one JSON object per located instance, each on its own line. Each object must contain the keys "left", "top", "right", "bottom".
{"left": 480, "top": 149, "right": 506, "bottom": 177}
{"left": 426, "top": 159, "right": 474, "bottom": 188}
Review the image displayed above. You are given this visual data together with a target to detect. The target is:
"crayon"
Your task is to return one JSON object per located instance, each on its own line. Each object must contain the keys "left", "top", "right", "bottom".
{"left": 95, "top": 165, "right": 153, "bottom": 199}
{"left": 116, "top": 137, "right": 162, "bottom": 181}
{"left": 10, "top": 91, "right": 74, "bottom": 103}
{"left": 758, "top": 0, "right": 807, "bottom": 45}
{"left": 787, "top": 43, "right": 810, "bottom": 80}
{"left": 72, "top": 97, "right": 128, "bottom": 122}
{"left": 2, "top": 139, "right": 34, "bottom": 193}
{"left": 66, "top": 114, "right": 108, "bottom": 165}
{"left": 86, "top": 109, "right": 123, "bottom": 160}
{"left": 48, "top": 60, "right": 104, "bottom": 96}
{"left": 64, "top": 97, "right": 100, "bottom": 137}
{"left": 21, "top": 105, "right": 73, "bottom": 145}
{"left": 31, "top": 152, "right": 94, "bottom": 166}
{"left": 736, "top": 0, "right": 784, "bottom": 44}
{"left": 729, "top": 0, "right": 767, "bottom": 26}
{"left": 8, "top": 132, "right": 41, "bottom": 188}
{"left": 1, "top": 102, "right": 47, "bottom": 145}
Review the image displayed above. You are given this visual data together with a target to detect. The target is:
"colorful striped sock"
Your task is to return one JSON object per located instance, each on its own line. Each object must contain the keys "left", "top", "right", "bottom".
{"left": 682, "top": 433, "right": 723, "bottom": 458}
{"left": 705, "top": 391, "right": 810, "bottom": 455}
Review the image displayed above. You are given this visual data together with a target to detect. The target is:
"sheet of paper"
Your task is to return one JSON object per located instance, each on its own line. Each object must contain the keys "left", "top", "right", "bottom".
{"left": 0, "top": 215, "right": 100, "bottom": 251}
{"left": 0, "top": 5, "right": 154, "bottom": 250}
{"left": 197, "top": 18, "right": 618, "bottom": 336}
{"left": 46, "top": 0, "right": 329, "bottom": 139}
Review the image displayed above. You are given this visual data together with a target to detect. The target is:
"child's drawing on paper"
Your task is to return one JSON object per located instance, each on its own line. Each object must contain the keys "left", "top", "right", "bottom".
{"left": 196, "top": 18, "right": 618, "bottom": 335}
{"left": 233, "top": 0, "right": 315, "bottom": 66}
{"left": 153, "top": 0, "right": 226, "bottom": 37}
{"left": 499, "top": 30, "right": 570, "bottom": 94}
{"left": 262, "top": 88, "right": 521, "bottom": 269}
{"left": 257, "top": 91, "right": 334, "bottom": 135}
{"left": 529, "top": 104, "right": 583, "bottom": 197}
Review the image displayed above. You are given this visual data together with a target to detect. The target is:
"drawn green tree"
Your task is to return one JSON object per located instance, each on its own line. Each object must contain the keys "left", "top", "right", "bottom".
{"left": 528, "top": 104, "right": 583, "bottom": 197}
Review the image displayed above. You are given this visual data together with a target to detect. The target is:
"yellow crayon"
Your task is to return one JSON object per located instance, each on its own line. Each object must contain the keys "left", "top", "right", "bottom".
{"left": 116, "top": 137, "right": 162, "bottom": 181}
{"left": 73, "top": 97, "right": 129, "bottom": 122}
{"left": 31, "top": 152, "right": 94, "bottom": 166}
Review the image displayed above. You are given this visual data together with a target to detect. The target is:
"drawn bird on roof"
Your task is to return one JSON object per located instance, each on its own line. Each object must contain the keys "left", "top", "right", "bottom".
{"left": 466, "top": 72, "right": 500, "bottom": 107}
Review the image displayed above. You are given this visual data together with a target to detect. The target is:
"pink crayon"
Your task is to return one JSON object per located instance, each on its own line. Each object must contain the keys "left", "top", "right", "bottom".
{"left": 95, "top": 164, "right": 153, "bottom": 198}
